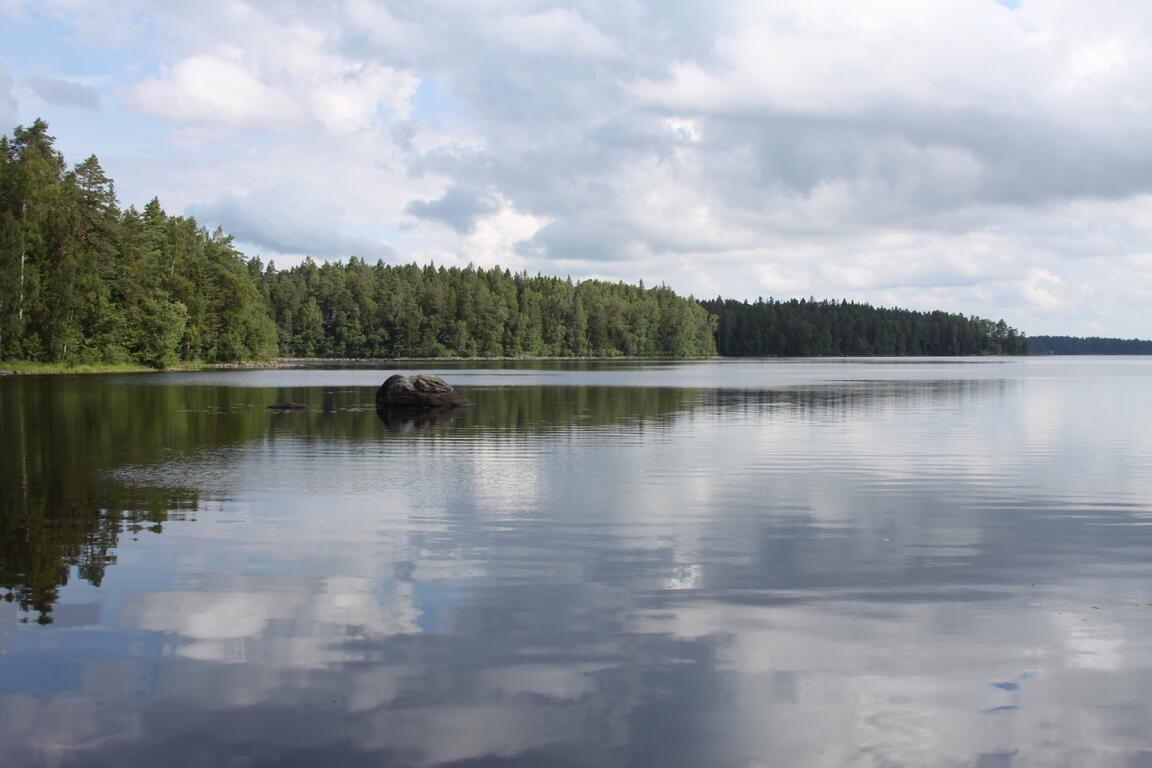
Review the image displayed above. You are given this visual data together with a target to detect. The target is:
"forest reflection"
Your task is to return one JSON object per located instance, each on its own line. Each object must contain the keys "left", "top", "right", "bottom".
{"left": 0, "top": 374, "right": 1003, "bottom": 622}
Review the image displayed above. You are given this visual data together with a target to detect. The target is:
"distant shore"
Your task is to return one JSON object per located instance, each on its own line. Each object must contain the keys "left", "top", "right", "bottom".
{"left": 277, "top": 356, "right": 709, "bottom": 363}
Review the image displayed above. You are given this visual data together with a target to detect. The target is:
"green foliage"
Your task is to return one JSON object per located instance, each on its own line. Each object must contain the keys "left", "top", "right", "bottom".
{"left": 701, "top": 298, "right": 1028, "bottom": 356}
{"left": 130, "top": 297, "right": 188, "bottom": 369}
{"left": 258, "top": 261, "right": 718, "bottom": 358}
{"left": 1027, "top": 335, "right": 1152, "bottom": 354}
{"left": 0, "top": 121, "right": 278, "bottom": 368}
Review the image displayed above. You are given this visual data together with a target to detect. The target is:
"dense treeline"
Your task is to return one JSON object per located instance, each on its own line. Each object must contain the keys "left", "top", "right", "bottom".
{"left": 0, "top": 120, "right": 278, "bottom": 367}
{"left": 258, "top": 259, "right": 717, "bottom": 358}
{"left": 1027, "top": 336, "right": 1152, "bottom": 355}
{"left": 702, "top": 297, "right": 1028, "bottom": 356}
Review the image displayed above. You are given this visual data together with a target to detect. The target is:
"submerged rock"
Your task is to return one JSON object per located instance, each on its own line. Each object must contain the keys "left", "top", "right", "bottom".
{"left": 376, "top": 374, "right": 471, "bottom": 409}
{"left": 267, "top": 402, "right": 308, "bottom": 411}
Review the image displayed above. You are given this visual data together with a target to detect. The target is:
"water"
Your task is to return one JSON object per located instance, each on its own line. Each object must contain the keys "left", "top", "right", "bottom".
{"left": 2, "top": 357, "right": 1152, "bottom": 767}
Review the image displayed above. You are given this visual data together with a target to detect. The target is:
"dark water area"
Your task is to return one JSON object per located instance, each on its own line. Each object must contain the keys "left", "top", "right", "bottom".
{"left": 2, "top": 357, "right": 1152, "bottom": 767}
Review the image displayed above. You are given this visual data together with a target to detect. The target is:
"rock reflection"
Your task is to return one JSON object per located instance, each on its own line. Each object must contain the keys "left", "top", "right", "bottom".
{"left": 375, "top": 405, "right": 469, "bottom": 432}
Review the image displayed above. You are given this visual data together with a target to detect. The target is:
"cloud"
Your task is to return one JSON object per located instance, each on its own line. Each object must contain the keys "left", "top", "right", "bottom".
{"left": 1020, "top": 267, "right": 1066, "bottom": 310}
{"left": 22, "top": 75, "right": 101, "bottom": 110}
{"left": 0, "top": 59, "right": 15, "bottom": 129}
{"left": 189, "top": 187, "right": 396, "bottom": 262}
{"left": 122, "top": 20, "right": 418, "bottom": 134}
{"left": 482, "top": 8, "right": 620, "bottom": 59}
{"left": 405, "top": 184, "right": 499, "bottom": 234}
{"left": 124, "top": 52, "right": 304, "bottom": 128}
{"left": 517, "top": 217, "right": 640, "bottom": 263}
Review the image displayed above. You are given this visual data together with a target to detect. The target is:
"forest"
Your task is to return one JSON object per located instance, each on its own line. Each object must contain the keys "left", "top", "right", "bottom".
{"left": 1, "top": 120, "right": 1029, "bottom": 367}
{"left": 0, "top": 120, "right": 277, "bottom": 368}
{"left": 702, "top": 298, "right": 1028, "bottom": 356}
{"left": 261, "top": 259, "right": 717, "bottom": 358}
{"left": 1027, "top": 336, "right": 1152, "bottom": 355}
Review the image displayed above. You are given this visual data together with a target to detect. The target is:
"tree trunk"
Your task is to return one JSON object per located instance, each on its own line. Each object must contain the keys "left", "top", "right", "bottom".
{"left": 18, "top": 199, "right": 27, "bottom": 322}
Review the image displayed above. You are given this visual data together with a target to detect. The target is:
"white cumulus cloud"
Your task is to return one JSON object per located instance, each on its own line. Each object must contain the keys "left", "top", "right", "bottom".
{"left": 126, "top": 52, "right": 304, "bottom": 127}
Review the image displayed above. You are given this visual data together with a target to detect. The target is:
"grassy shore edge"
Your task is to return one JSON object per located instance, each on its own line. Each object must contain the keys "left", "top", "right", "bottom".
{"left": 1, "top": 355, "right": 723, "bottom": 375}
{"left": 0, "top": 360, "right": 227, "bottom": 375}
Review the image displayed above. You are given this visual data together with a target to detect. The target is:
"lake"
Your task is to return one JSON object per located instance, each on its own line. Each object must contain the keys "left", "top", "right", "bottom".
{"left": 2, "top": 357, "right": 1152, "bottom": 767}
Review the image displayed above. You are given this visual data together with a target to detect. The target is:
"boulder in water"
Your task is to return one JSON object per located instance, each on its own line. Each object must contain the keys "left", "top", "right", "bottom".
{"left": 376, "top": 374, "right": 471, "bottom": 409}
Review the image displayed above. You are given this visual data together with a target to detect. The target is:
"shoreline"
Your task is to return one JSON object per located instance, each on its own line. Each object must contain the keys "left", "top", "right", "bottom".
{"left": 2, "top": 353, "right": 1047, "bottom": 376}
{"left": 0, "top": 355, "right": 721, "bottom": 376}
{"left": 276, "top": 356, "right": 716, "bottom": 363}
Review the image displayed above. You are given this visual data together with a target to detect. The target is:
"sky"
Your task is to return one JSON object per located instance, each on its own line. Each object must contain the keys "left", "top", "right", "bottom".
{"left": 1, "top": 0, "right": 1151, "bottom": 337}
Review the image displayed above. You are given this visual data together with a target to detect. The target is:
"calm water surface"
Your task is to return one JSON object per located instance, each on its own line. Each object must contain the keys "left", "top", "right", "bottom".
{"left": 2, "top": 357, "right": 1152, "bottom": 767}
